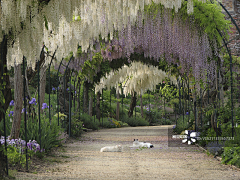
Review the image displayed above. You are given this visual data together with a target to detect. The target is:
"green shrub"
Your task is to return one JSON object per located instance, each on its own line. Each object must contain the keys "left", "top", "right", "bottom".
{"left": 78, "top": 113, "right": 99, "bottom": 130}
{"left": 70, "top": 115, "right": 87, "bottom": 137}
{"left": 6, "top": 145, "right": 28, "bottom": 168}
{"left": 123, "top": 117, "right": 149, "bottom": 127}
{"left": 19, "top": 115, "right": 63, "bottom": 153}
{"left": 222, "top": 147, "right": 240, "bottom": 168}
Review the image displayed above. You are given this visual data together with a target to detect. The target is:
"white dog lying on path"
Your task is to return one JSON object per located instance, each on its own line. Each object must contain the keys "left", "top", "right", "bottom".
{"left": 100, "top": 145, "right": 122, "bottom": 152}
{"left": 131, "top": 139, "right": 154, "bottom": 148}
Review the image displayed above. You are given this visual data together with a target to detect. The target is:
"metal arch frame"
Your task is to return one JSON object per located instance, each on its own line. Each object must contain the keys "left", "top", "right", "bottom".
{"left": 211, "top": 0, "right": 239, "bottom": 138}
{"left": 37, "top": 45, "right": 46, "bottom": 153}
{"left": 48, "top": 47, "right": 58, "bottom": 123}
{"left": 62, "top": 56, "right": 74, "bottom": 131}
{"left": 63, "top": 56, "right": 74, "bottom": 116}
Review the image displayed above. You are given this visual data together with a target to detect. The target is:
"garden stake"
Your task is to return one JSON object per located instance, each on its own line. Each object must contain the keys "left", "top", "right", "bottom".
{"left": 23, "top": 56, "right": 28, "bottom": 171}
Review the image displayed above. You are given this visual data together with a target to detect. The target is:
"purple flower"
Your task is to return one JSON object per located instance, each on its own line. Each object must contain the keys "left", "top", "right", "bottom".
{"left": 9, "top": 111, "right": 14, "bottom": 117}
{"left": 173, "top": 125, "right": 176, "bottom": 129}
{"left": 75, "top": 91, "right": 77, "bottom": 94}
{"left": 29, "top": 98, "right": 36, "bottom": 105}
{"left": 52, "top": 87, "right": 56, "bottom": 91}
{"left": 186, "top": 112, "right": 189, "bottom": 115}
{"left": 66, "top": 88, "right": 69, "bottom": 91}
{"left": 42, "top": 103, "right": 48, "bottom": 109}
{"left": 21, "top": 108, "right": 27, "bottom": 114}
{"left": 9, "top": 100, "right": 14, "bottom": 106}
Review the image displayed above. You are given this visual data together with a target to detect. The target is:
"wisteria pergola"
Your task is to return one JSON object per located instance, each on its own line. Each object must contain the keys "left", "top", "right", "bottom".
{"left": 1, "top": 0, "right": 240, "bottom": 175}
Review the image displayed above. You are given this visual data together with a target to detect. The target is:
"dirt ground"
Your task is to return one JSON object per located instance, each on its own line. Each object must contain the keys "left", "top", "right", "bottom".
{"left": 15, "top": 125, "right": 240, "bottom": 180}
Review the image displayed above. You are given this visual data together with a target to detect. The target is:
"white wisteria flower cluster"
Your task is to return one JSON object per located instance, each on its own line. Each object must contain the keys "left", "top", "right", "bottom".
{"left": 0, "top": 0, "right": 209, "bottom": 70}
{"left": 95, "top": 61, "right": 177, "bottom": 96}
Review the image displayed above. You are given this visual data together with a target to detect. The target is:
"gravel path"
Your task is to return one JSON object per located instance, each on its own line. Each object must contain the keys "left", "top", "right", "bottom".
{"left": 16, "top": 125, "right": 240, "bottom": 180}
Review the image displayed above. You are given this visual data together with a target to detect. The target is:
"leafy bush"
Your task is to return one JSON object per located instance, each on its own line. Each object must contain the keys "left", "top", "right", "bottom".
{"left": 222, "top": 147, "right": 240, "bottom": 168}
{"left": 70, "top": 115, "right": 87, "bottom": 137}
{"left": 123, "top": 117, "right": 149, "bottom": 127}
{"left": 19, "top": 116, "right": 63, "bottom": 153}
{"left": 173, "top": 115, "right": 190, "bottom": 134}
{"left": 78, "top": 113, "right": 99, "bottom": 130}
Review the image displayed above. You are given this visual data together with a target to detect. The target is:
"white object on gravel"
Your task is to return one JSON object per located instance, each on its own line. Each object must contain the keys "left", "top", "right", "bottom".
{"left": 100, "top": 145, "right": 122, "bottom": 152}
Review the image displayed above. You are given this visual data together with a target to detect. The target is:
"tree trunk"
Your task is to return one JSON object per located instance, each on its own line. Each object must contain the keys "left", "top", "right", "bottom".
{"left": 128, "top": 92, "right": 137, "bottom": 118}
{"left": 0, "top": 36, "right": 11, "bottom": 178}
{"left": 10, "top": 63, "right": 23, "bottom": 139}
{"left": 140, "top": 94, "right": 144, "bottom": 118}
{"left": 116, "top": 91, "right": 120, "bottom": 121}
{"left": 89, "top": 91, "right": 93, "bottom": 116}
{"left": 76, "top": 78, "right": 81, "bottom": 112}
{"left": 96, "top": 91, "right": 101, "bottom": 122}
{"left": 40, "top": 65, "right": 47, "bottom": 113}
{"left": 83, "top": 81, "right": 89, "bottom": 113}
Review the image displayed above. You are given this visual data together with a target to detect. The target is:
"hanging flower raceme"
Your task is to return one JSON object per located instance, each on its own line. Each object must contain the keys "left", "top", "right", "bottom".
{"left": 95, "top": 61, "right": 177, "bottom": 96}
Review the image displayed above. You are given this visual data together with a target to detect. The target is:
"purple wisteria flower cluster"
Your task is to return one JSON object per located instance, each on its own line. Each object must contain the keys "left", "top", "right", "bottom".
{"left": 0, "top": 136, "right": 45, "bottom": 153}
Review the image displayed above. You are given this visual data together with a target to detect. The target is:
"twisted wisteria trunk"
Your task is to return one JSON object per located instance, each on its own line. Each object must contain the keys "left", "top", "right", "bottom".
{"left": 40, "top": 65, "right": 47, "bottom": 113}
{"left": 96, "top": 92, "right": 101, "bottom": 122}
{"left": 140, "top": 94, "right": 144, "bottom": 118}
{"left": 0, "top": 36, "right": 11, "bottom": 178}
{"left": 116, "top": 91, "right": 120, "bottom": 121}
{"left": 83, "top": 81, "right": 89, "bottom": 113}
{"left": 10, "top": 63, "right": 23, "bottom": 140}
{"left": 128, "top": 92, "right": 137, "bottom": 118}
{"left": 89, "top": 91, "right": 93, "bottom": 116}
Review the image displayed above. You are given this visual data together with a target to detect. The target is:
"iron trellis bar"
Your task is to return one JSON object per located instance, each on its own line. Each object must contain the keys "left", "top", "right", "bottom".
{"left": 218, "top": 35, "right": 240, "bottom": 50}
{"left": 23, "top": 56, "right": 28, "bottom": 171}
{"left": 48, "top": 48, "right": 58, "bottom": 123}
{"left": 216, "top": 28, "right": 234, "bottom": 138}
{"left": 57, "top": 58, "right": 64, "bottom": 126}
{"left": 63, "top": 56, "right": 74, "bottom": 122}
